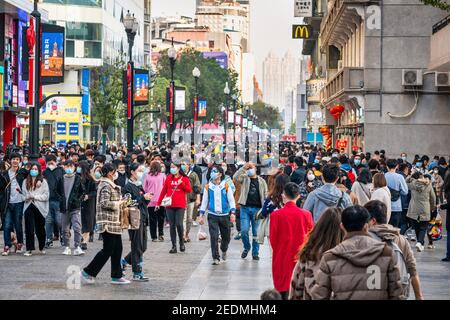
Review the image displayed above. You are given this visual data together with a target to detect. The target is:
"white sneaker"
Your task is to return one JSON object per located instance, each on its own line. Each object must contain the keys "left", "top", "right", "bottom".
{"left": 73, "top": 247, "right": 85, "bottom": 256}
{"left": 62, "top": 247, "right": 72, "bottom": 255}
{"left": 416, "top": 243, "right": 424, "bottom": 252}
{"left": 24, "top": 251, "right": 33, "bottom": 257}
{"left": 192, "top": 221, "right": 199, "bottom": 227}
{"left": 427, "top": 244, "right": 436, "bottom": 249}
{"left": 39, "top": 250, "right": 46, "bottom": 255}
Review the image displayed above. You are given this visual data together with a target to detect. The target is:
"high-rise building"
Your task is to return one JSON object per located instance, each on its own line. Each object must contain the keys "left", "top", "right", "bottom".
{"left": 144, "top": 0, "right": 151, "bottom": 67}
{"left": 262, "top": 51, "right": 283, "bottom": 109}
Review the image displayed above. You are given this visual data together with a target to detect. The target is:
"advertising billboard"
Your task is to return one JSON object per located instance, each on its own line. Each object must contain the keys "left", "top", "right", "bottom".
{"left": 202, "top": 52, "right": 228, "bottom": 69}
{"left": 134, "top": 69, "right": 149, "bottom": 106}
{"left": 198, "top": 99, "right": 207, "bottom": 117}
{"left": 292, "top": 25, "right": 313, "bottom": 39}
{"left": 22, "top": 24, "right": 65, "bottom": 84}
{"left": 69, "top": 123, "right": 79, "bottom": 136}
{"left": 56, "top": 122, "right": 67, "bottom": 135}
{"left": 174, "top": 87, "right": 186, "bottom": 112}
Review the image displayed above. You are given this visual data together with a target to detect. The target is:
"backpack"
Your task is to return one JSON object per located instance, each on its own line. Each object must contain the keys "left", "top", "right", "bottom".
{"left": 388, "top": 187, "right": 401, "bottom": 202}
{"left": 370, "top": 231, "right": 410, "bottom": 300}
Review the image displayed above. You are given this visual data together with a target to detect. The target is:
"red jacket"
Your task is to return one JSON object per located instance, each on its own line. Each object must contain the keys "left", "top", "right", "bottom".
{"left": 157, "top": 174, "right": 192, "bottom": 209}
{"left": 269, "top": 202, "right": 314, "bottom": 292}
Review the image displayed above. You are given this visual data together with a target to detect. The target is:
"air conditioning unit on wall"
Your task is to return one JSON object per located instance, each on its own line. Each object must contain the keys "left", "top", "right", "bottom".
{"left": 402, "top": 69, "right": 423, "bottom": 86}
{"left": 435, "top": 72, "right": 450, "bottom": 87}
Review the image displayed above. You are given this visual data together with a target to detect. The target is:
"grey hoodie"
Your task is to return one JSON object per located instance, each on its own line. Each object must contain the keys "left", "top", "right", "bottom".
{"left": 303, "top": 183, "right": 352, "bottom": 222}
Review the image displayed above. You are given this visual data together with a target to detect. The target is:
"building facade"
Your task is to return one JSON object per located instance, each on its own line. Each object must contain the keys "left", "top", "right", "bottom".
{"left": 303, "top": 0, "right": 450, "bottom": 158}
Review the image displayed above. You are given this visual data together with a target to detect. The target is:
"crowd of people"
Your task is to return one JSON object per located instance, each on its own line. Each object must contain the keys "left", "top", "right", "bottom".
{"left": 0, "top": 140, "right": 449, "bottom": 298}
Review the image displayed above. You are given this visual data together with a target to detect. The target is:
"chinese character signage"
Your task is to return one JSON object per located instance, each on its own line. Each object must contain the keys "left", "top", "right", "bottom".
{"left": 69, "top": 123, "right": 79, "bottom": 136}
{"left": 41, "top": 24, "right": 65, "bottom": 83}
{"left": 292, "top": 25, "right": 313, "bottom": 39}
{"left": 306, "top": 78, "right": 326, "bottom": 103}
{"left": 294, "top": 0, "right": 313, "bottom": 17}
{"left": 56, "top": 122, "right": 66, "bottom": 135}
{"left": 198, "top": 99, "right": 207, "bottom": 117}
{"left": 134, "top": 69, "right": 149, "bottom": 106}
{"left": 174, "top": 87, "right": 186, "bottom": 112}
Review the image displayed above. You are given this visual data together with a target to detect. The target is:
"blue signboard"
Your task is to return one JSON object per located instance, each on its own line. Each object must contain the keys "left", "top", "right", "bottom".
{"left": 56, "top": 140, "right": 67, "bottom": 146}
{"left": 306, "top": 132, "right": 323, "bottom": 143}
{"left": 69, "top": 123, "right": 79, "bottom": 136}
{"left": 81, "top": 68, "right": 90, "bottom": 115}
{"left": 202, "top": 52, "right": 228, "bottom": 69}
{"left": 56, "top": 122, "right": 67, "bottom": 135}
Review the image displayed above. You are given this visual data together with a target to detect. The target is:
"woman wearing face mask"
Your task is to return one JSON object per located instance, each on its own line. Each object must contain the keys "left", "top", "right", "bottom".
{"left": 79, "top": 161, "right": 97, "bottom": 250}
{"left": 431, "top": 167, "right": 444, "bottom": 205}
{"left": 298, "top": 170, "right": 324, "bottom": 207}
{"left": 81, "top": 163, "right": 130, "bottom": 285}
{"left": 144, "top": 160, "right": 167, "bottom": 242}
{"left": 22, "top": 163, "right": 49, "bottom": 256}
{"left": 156, "top": 163, "right": 192, "bottom": 254}
{"left": 351, "top": 169, "right": 373, "bottom": 206}
{"left": 181, "top": 161, "right": 201, "bottom": 243}
{"left": 121, "top": 163, "right": 152, "bottom": 281}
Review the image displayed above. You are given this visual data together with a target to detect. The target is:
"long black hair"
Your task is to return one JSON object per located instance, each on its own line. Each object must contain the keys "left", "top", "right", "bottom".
{"left": 101, "top": 163, "right": 116, "bottom": 178}
{"left": 78, "top": 160, "right": 93, "bottom": 182}
{"left": 128, "top": 162, "right": 141, "bottom": 179}
{"left": 357, "top": 169, "right": 372, "bottom": 185}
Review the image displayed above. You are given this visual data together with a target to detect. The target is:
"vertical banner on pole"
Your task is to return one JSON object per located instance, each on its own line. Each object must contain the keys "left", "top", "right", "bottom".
{"left": 127, "top": 62, "right": 132, "bottom": 119}
{"left": 26, "top": 17, "right": 36, "bottom": 106}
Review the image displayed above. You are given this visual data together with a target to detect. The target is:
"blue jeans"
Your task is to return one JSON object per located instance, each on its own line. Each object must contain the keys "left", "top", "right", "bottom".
{"left": 3, "top": 202, "right": 25, "bottom": 247}
{"left": 45, "top": 201, "right": 62, "bottom": 242}
{"left": 240, "top": 206, "right": 261, "bottom": 257}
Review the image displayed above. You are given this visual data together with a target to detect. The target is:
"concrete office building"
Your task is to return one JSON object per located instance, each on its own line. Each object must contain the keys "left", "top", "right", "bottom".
{"left": 304, "top": 0, "right": 450, "bottom": 157}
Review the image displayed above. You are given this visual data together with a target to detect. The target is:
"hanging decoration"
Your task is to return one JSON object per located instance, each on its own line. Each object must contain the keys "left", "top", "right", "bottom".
{"left": 319, "top": 126, "right": 332, "bottom": 150}
{"left": 329, "top": 104, "right": 345, "bottom": 120}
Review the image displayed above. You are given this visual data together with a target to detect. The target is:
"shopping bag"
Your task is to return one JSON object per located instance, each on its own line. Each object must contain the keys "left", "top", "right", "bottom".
{"left": 197, "top": 225, "right": 208, "bottom": 241}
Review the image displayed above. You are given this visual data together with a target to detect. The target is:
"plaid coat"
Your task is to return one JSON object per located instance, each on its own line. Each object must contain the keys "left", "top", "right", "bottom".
{"left": 96, "top": 178, "right": 122, "bottom": 235}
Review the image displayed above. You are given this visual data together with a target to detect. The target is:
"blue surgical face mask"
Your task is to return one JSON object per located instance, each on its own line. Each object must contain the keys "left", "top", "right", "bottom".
{"left": 247, "top": 169, "right": 256, "bottom": 177}
{"left": 314, "top": 159, "right": 320, "bottom": 164}
{"left": 30, "top": 170, "right": 39, "bottom": 177}
{"left": 170, "top": 167, "right": 178, "bottom": 175}
{"left": 161, "top": 166, "right": 166, "bottom": 173}
{"left": 76, "top": 167, "right": 82, "bottom": 174}
{"left": 181, "top": 165, "right": 187, "bottom": 173}
{"left": 95, "top": 172, "right": 102, "bottom": 179}
{"left": 210, "top": 171, "right": 219, "bottom": 180}
{"left": 65, "top": 168, "right": 74, "bottom": 175}
{"left": 354, "top": 160, "right": 361, "bottom": 166}
{"left": 416, "top": 162, "right": 422, "bottom": 168}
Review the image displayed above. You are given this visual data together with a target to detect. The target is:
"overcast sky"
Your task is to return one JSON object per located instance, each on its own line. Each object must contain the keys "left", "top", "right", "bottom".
{"left": 151, "top": 0, "right": 303, "bottom": 84}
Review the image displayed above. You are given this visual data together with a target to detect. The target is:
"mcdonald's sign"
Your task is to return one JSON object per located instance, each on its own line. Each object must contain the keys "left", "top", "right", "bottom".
{"left": 292, "top": 25, "right": 312, "bottom": 39}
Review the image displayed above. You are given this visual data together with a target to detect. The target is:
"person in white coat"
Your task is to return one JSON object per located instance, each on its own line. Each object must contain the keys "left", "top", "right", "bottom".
{"left": 370, "top": 173, "right": 392, "bottom": 222}
{"left": 22, "top": 163, "right": 49, "bottom": 256}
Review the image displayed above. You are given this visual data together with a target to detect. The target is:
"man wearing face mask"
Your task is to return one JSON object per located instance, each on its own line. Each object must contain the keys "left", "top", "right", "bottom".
{"left": 400, "top": 153, "right": 412, "bottom": 169}
{"left": 114, "top": 162, "right": 128, "bottom": 188}
{"left": 60, "top": 160, "right": 86, "bottom": 256}
{"left": 43, "top": 155, "right": 65, "bottom": 248}
{"left": 233, "top": 162, "right": 268, "bottom": 260}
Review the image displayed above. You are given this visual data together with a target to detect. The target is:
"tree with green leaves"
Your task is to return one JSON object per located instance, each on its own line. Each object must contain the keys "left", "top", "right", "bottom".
{"left": 90, "top": 57, "right": 125, "bottom": 149}
{"left": 248, "top": 101, "right": 282, "bottom": 130}
{"left": 157, "top": 48, "right": 239, "bottom": 130}
{"left": 420, "top": 0, "right": 450, "bottom": 11}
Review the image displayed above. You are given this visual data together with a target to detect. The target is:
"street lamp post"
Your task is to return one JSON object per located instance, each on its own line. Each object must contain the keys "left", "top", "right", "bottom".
{"left": 192, "top": 67, "right": 200, "bottom": 147}
{"left": 231, "top": 94, "right": 237, "bottom": 155}
{"left": 167, "top": 38, "right": 177, "bottom": 146}
{"left": 123, "top": 10, "right": 139, "bottom": 153}
{"left": 223, "top": 82, "right": 230, "bottom": 145}
{"left": 28, "top": 0, "right": 41, "bottom": 161}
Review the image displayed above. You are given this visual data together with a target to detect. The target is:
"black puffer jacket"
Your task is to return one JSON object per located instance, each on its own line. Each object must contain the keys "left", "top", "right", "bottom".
{"left": 0, "top": 168, "right": 28, "bottom": 216}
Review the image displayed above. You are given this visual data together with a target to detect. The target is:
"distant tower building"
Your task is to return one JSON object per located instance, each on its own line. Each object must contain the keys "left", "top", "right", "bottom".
{"left": 262, "top": 51, "right": 283, "bottom": 110}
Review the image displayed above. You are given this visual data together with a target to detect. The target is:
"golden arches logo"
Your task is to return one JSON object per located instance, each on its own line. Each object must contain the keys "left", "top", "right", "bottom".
{"left": 292, "top": 25, "right": 311, "bottom": 39}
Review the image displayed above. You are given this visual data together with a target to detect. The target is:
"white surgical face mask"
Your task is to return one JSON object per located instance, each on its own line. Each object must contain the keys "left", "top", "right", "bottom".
{"left": 48, "top": 164, "right": 56, "bottom": 171}
{"left": 113, "top": 172, "right": 119, "bottom": 180}
{"left": 307, "top": 174, "right": 315, "bottom": 181}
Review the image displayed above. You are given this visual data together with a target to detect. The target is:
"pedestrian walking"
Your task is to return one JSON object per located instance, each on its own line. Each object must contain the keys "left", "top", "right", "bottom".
{"left": 156, "top": 163, "right": 192, "bottom": 254}
{"left": 385, "top": 159, "right": 409, "bottom": 227}
{"left": 144, "top": 160, "right": 166, "bottom": 242}
{"left": 290, "top": 208, "right": 343, "bottom": 300}
{"left": 78, "top": 161, "right": 97, "bottom": 250}
{"left": 121, "top": 163, "right": 152, "bottom": 281}
{"left": 233, "top": 162, "right": 268, "bottom": 260}
{"left": 182, "top": 161, "right": 201, "bottom": 243}
{"left": 310, "top": 205, "right": 403, "bottom": 300}
{"left": 298, "top": 169, "right": 324, "bottom": 206}
{"left": 198, "top": 165, "right": 236, "bottom": 265}
{"left": 269, "top": 183, "right": 314, "bottom": 299}
{"left": 406, "top": 172, "right": 436, "bottom": 252}
{"left": 61, "top": 160, "right": 86, "bottom": 256}
{"left": 371, "top": 173, "right": 392, "bottom": 222}
{"left": 81, "top": 163, "right": 130, "bottom": 285}
{"left": 22, "top": 163, "right": 49, "bottom": 256}
{"left": 351, "top": 168, "right": 373, "bottom": 206}
{"left": 1, "top": 153, "right": 27, "bottom": 255}
{"left": 303, "top": 164, "right": 352, "bottom": 222}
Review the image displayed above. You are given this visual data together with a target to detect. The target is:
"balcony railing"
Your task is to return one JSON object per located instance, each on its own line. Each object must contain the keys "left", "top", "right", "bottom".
{"left": 320, "top": 0, "right": 376, "bottom": 51}
{"left": 320, "top": 67, "right": 364, "bottom": 104}
{"left": 429, "top": 16, "right": 450, "bottom": 71}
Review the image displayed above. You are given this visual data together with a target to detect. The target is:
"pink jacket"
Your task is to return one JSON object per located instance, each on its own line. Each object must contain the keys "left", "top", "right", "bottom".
{"left": 143, "top": 173, "right": 166, "bottom": 207}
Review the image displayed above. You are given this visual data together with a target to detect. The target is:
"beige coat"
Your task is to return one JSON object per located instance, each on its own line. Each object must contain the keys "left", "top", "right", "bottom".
{"left": 371, "top": 186, "right": 392, "bottom": 222}
{"left": 310, "top": 231, "right": 403, "bottom": 300}
{"left": 351, "top": 181, "right": 373, "bottom": 206}
{"left": 406, "top": 177, "right": 436, "bottom": 222}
